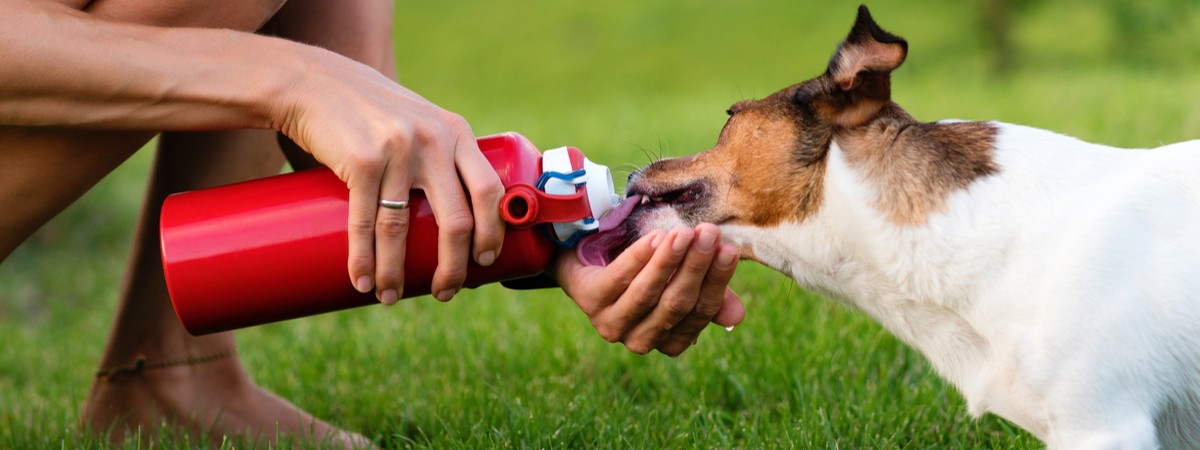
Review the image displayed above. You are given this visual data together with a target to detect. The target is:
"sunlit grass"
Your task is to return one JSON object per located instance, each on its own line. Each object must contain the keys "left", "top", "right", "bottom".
{"left": 5, "top": 0, "right": 1200, "bottom": 448}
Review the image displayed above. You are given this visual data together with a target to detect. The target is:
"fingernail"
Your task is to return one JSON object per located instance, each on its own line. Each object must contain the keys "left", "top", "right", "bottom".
{"left": 355, "top": 276, "right": 373, "bottom": 293}
{"left": 725, "top": 325, "right": 735, "bottom": 332}
{"left": 436, "top": 289, "right": 455, "bottom": 302}
{"left": 477, "top": 250, "right": 496, "bottom": 266}
{"left": 649, "top": 231, "right": 665, "bottom": 249}
{"left": 380, "top": 289, "right": 398, "bottom": 305}
{"left": 695, "top": 227, "right": 718, "bottom": 253}
{"left": 716, "top": 247, "right": 737, "bottom": 269}
{"left": 671, "top": 229, "right": 695, "bottom": 254}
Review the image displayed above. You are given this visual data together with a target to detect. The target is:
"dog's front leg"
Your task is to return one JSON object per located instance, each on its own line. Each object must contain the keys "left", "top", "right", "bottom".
{"left": 1043, "top": 410, "right": 1158, "bottom": 450}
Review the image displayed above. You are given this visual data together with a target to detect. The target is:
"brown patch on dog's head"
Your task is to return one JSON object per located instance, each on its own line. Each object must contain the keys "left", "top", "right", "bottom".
{"left": 625, "top": 5, "right": 997, "bottom": 252}
{"left": 624, "top": 79, "right": 836, "bottom": 242}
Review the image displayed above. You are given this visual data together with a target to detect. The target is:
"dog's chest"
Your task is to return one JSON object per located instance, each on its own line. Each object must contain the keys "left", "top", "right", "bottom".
{"left": 747, "top": 123, "right": 1200, "bottom": 439}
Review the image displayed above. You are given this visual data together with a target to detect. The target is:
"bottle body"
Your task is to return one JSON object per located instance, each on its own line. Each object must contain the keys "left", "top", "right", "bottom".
{"left": 160, "top": 132, "right": 556, "bottom": 335}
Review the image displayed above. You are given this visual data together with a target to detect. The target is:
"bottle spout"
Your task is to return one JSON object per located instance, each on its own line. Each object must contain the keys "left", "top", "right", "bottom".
{"left": 498, "top": 146, "right": 622, "bottom": 247}
{"left": 499, "top": 184, "right": 591, "bottom": 229}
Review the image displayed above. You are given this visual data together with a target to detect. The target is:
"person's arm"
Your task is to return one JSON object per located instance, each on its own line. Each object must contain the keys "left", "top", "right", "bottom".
{"left": 0, "top": 0, "right": 506, "bottom": 304}
{"left": 0, "top": 0, "right": 294, "bottom": 130}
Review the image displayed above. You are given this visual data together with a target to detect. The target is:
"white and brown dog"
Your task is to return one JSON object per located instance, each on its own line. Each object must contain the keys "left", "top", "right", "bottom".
{"left": 621, "top": 5, "right": 1200, "bottom": 449}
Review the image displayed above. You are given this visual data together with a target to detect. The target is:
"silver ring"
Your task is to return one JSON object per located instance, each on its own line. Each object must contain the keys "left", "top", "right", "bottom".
{"left": 379, "top": 199, "right": 410, "bottom": 210}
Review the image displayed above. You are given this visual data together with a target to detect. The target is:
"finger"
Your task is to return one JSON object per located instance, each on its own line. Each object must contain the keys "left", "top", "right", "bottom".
{"left": 345, "top": 168, "right": 384, "bottom": 296}
{"left": 659, "top": 243, "right": 740, "bottom": 355}
{"left": 712, "top": 287, "right": 746, "bottom": 327}
{"left": 667, "top": 227, "right": 732, "bottom": 336}
{"left": 551, "top": 231, "right": 662, "bottom": 325}
{"left": 595, "top": 230, "right": 668, "bottom": 301}
{"left": 595, "top": 227, "right": 694, "bottom": 354}
{"left": 659, "top": 295, "right": 742, "bottom": 359}
{"left": 422, "top": 158, "right": 474, "bottom": 302}
{"left": 373, "top": 167, "right": 413, "bottom": 306}
{"left": 625, "top": 224, "right": 721, "bottom": 355}
{"left": 703, "top": 244, "right": 741, "bottom": 323}
{"left": 452, "top": 129, "right": 505, "bottom": 266}
{"left": 554, "top": 229, "right": 662, "bottom": 307}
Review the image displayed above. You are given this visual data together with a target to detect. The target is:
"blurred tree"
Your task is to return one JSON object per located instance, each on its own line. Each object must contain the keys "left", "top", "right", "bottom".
{"left": 1103, "top": 0, "right": 1188, "bottom": 65}
{"left": 974, "top": 0, "right": 1032, "bottom": 75}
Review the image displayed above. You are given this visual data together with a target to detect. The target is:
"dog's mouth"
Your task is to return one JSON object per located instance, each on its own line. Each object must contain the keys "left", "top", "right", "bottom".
{"left": 576, "top": 194, "right": 641, "bottom": 267}
{"left": 576, "top": 182, "right": 707, "bottom": 266}
{"left": 633, "top": 182, "right": 707, "bottom": 208}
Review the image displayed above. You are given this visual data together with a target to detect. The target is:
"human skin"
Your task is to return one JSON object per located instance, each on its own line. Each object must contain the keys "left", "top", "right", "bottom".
{"left": 0, "top": 0, "right": 506, "bottom": 303}
{"left": 0, "top": 0, "right": 746, "bottom": 445}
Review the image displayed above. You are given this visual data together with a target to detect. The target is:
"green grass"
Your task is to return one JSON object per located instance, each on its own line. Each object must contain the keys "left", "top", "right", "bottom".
{"left": 4, "top": 0, "right": 1200, "bottom": 448}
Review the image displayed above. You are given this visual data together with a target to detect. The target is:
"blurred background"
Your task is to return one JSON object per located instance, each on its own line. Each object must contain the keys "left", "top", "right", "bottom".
{"left": 3, "top": 0, "right": 1200, "bottom": 448}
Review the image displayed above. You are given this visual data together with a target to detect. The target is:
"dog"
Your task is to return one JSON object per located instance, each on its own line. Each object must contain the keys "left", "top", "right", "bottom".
{"left": 621, "top": 5, "right": 1200, "bottom": 449}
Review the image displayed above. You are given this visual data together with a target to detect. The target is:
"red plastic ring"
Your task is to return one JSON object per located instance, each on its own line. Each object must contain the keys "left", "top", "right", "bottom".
{"left": 500, "top": 186, "right": 539, "bottom": 229}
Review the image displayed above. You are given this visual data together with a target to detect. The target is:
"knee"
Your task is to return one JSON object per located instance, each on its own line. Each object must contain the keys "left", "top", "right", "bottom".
{"left": 266, "top": 0, "right": 395, "bottom": 75}
{"left": 84, "top": 0, "right": 288, "bottom": 32}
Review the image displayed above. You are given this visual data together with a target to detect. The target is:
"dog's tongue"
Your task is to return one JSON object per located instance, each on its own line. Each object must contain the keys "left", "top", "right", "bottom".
{"left": 577, "top": 194, "right": 641, "bottom": 266}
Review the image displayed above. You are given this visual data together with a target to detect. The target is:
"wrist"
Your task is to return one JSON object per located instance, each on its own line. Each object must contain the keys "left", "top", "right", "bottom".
{"left": 258, "top": 39, "right": 368, "bottom": 141}
{"left": 246, "top": 37, "right": 322, "bottom": 135}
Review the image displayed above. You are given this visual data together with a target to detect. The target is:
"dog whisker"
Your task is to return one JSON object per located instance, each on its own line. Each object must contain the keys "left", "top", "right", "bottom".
{"left": 628, "top": 142, "right": 657, "bottom": 165}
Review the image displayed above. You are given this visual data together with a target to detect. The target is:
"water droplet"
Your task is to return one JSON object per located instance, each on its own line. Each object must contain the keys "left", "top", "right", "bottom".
{"left": 725, "top": 326, "right": 735, "bottom": 332}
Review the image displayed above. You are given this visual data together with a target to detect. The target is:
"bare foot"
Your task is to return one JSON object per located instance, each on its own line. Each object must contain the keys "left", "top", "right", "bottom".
{"left": 82, "top": 355, "right": 374, "bottom": 449}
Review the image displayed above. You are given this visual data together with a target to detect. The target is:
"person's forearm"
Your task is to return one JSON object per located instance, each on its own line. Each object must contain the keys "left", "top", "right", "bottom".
{"left": 0, "top": 0, "right": 316, "bottom": 131}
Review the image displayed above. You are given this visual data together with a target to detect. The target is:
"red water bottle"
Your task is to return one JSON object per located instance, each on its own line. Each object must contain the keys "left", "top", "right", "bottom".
{"left": 160, "top": 132, "right": 622, "bottom": 335}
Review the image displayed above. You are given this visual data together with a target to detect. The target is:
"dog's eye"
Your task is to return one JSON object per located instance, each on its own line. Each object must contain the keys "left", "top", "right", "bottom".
{"left": 792, "top": 89, "right": 812, "bottom": 104}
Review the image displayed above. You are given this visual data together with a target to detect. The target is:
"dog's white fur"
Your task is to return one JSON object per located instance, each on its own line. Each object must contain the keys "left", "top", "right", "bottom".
{"left": 633, "top": 122, "right": 1200, "bottom": 448}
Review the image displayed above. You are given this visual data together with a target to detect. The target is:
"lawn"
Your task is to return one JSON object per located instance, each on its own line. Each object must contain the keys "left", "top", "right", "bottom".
{"left": 3, "top": 0, "right": 1200, "bottom": 448}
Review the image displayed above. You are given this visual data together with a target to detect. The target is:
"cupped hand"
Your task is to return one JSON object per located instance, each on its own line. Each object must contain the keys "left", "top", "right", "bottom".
{"left": 553, "top": 223, "right": 745, "bottom": 356}
{"left": 278, "top": 50, "right": 505, "bottom": 304}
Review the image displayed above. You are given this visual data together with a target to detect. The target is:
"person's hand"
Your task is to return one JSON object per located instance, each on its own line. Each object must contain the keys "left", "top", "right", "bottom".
{"left": 277, "top": 50, "right": 505, "bottom": 304}
{"left": 553, "top": 223, "right": 744, "bottom": 356}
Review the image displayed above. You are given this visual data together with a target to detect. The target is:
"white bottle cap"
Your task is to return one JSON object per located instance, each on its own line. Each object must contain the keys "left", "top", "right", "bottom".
{"left": 540, "top": 147, "right": 579, "bottom": 196}
{"left": 583, "top": 157, "right": 619, "bottom": 220}
{"left": 540, "top": 147, "right": 619, "bottom": 243}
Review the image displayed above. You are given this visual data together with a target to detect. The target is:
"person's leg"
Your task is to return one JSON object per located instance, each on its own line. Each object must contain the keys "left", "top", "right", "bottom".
{"left": 0, "top": 0, "right": 392, "bottom": 447}
{"left": 82, "top": 130, "right": 372, "bottom": 446}
{"left": 0, "top": 128, "right": 155, "bottom": 260}
{"left": 0, "top": 0, "right": 394, "bottom": 254}
{"left": 264, "top": 0, "right": 397, "bottom": 170}
{"left": 0, "top": 2, "right": 288, "bottom": 260}
{"left": 75, "top": 0, "right": 398, "bottom": 446}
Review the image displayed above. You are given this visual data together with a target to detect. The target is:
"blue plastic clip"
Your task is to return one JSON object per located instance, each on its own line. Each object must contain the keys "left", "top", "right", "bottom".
{"left": 535, "top": 169, "right": 587, "bottom": 191}
{"left": 540, "top": 219, "right": 598, "bottom": 248}
{"left": 535, "top": 168, "right": 595, "bottom": 247}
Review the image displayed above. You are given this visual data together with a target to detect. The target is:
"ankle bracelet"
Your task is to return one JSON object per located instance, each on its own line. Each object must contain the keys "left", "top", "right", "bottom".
{"left": 94, "top": 349, "right": 237, "bottom": 381}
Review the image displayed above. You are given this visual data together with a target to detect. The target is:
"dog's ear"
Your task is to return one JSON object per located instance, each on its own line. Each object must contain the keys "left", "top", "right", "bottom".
{"left": 819, "top": 5, "right": 908, "bottom": 128}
